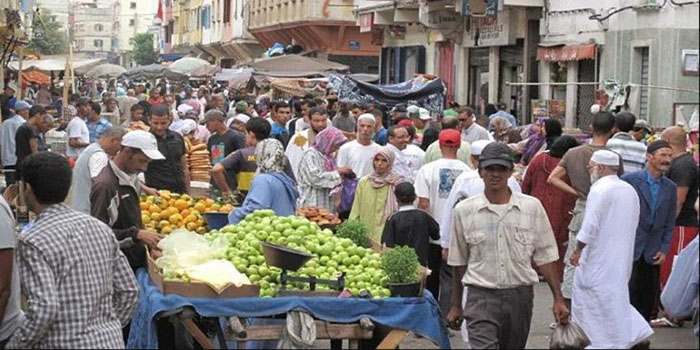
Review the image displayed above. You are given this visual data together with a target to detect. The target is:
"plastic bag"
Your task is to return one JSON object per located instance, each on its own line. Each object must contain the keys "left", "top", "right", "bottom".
{"left": 339, "top": 178, "right": 359, "bottom": 213}
{"left": 549, "top": 322, "right": 590, "bottom": 349}
{"left": 156, "top": 229, "right": 228, "bottom": 273}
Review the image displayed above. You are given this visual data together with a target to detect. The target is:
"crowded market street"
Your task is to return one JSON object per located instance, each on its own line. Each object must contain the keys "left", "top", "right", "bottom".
{"left": 0, "top": 0, "right": 699, "bottom": 349}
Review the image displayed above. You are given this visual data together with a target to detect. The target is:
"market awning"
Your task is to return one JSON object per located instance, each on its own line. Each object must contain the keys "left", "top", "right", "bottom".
{"left": 7, "top": 57, "right": 106, "bottom": 73}
{"left": 536, "top": 44, "right": 596, "bottom": 62}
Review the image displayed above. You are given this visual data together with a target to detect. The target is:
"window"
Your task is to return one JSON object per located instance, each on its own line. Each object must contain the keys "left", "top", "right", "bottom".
{"left": 129, "top": 19, "right": 135, "bottom": 26}
{"left": 130, "top": 2, "right": 136, "bottom": 9}
{"left": 94, "top": 39, "right": 103, "bottom": 48}
{"left": 95, "top": 23, "right": 103, "bottom": 32}
{"left": 224, "top": 0, "right": 231, "bottom": 23}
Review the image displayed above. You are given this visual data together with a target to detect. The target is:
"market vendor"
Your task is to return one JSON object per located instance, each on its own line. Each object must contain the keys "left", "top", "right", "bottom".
{"left": 228, "top": 139, "right": 299, "bottom": 224}
{"left": 144, "top": 105, "right": 191, "bottom": 194}
{"left": 91, "top": 130, "right": 165, "bottom": 270}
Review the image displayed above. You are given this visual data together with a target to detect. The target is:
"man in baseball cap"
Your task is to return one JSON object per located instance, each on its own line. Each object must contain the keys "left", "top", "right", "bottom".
{"left": 91, "top": 129, "right": 164, "bottom": 271}
{"left": 1, "top": 100, "right": 30, "bottom": 184}
{"left": 1, "top": 82, "right": 17, "bottom": 121}
{"left": 479, "top": 142, "right": 515, "bottom": 170}
{"left": 632, "top": 119, "right": 651, "bottom": 143}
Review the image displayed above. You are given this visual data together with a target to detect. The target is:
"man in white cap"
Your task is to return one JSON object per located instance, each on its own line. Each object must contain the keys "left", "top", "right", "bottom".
{"left": 90, "top": 130, "right": 165, "bottom": 271}
{"left": 0, "top": 100, "right": 29, "bottom": 184}
{"left": 0, "top": 82, "right": 17, "bottom": 121}
{"left": 569, "top": 150, "right": 653, "bottom": 348}
{"left": 439, "top": 139, "right": 522, "bottom": 341}
{"left": 409, "top": 107, "right": 431, "bottom": 145}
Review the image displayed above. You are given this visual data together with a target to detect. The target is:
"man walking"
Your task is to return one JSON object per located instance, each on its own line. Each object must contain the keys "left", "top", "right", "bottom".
{"left": 65, "top": 97, "right": 91, "bottom": 159}
{"left": 424, "top": 115, "right": 472, "bottom": 166}
{"left": 606, "top": 111, "right": 647, "bottom": 174}
{"left": 385, "top": 126, "right": 413, "bottom": 182}
{"left": 414, "top": 129, "right": 470, "bottom": 315}
{"left": 14, "top": 106, "right": 48, "bottom": 171}
{"left": 204, "top": 109, "right": 245, "bottom": 191}
{"left": 91, "top": 130, "right": 164, "bottom": 271}
{"left": 0, "top": 100, "right": 28, "bottom": 184}
{"left": 569, "top": 150, "right": 653, "bottom": 348}
{"left": 548, "top": 111, "right": 620, "bottom": 302}
{"left": 269, "top": 101, "right": 292, "bottom": 148}
{"left": 70, "top": 127, "right": 127, "bottom": 214}
{"left": 337, "top": 114, "right": 382, "bottom": 178}
{"left": 446, "top": 142, "right": 568, "bottom": 349}
{"left": 86, "top": 102, "right": 113, "bottom": 143}
{"left": 623, "top": 140, "right": 677, "bottom": 321}
{"left": 7, "top": 152, "right": 139, "bottom": 348}
{"left": 145, "top": 105, "right": 190, "bottom": 194}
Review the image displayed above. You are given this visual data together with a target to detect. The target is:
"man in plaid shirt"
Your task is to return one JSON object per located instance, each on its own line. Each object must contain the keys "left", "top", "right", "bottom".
{"left": 6, "top": 152, "right": 139, "bottom": 349}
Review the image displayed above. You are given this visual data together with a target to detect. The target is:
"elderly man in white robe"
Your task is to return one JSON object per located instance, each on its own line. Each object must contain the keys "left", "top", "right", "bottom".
{"left": 570, "top": 150, "right": 653, "bottom": 349}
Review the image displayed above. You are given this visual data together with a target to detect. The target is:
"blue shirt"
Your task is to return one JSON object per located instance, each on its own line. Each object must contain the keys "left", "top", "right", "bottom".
{"left": 374, "top": 127, "right": 387, "bottom": 146}
{"left": 229, "top": 172, "right": 299, "bottom": 224}
{"left": 660, "top": 237, "right": 698, "bottom": 336}
{"left": 489, "top": 110, "right": 518, "bottom": 128}
{"left": 645, "top": 169, "right": 661, "bottom": 217}
{"left": 86, "top": 118, "right": 113, "bottom": 143}
{"left": 270, "top": 123, "right": 288, "bottom": 136}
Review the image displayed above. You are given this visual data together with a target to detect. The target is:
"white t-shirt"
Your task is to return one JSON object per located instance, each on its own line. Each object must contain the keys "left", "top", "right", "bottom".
{"left": 337, "top": 140, "right": 382, "bottom": 178}
{"left": 414, "top": 158, "right": 470, "bottom": 243}
{"left": 403, "top": 144, "right": 425, "bottom": 180}
{"left": 88, "top": 151, "right": 109, "bottom": 178}
{"left": 66, "top": 116, "right": 90, "bottom": 157}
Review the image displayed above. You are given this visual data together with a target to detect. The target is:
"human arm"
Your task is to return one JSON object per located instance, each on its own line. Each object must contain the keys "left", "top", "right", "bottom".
{"left": 348, "top": 179, "right": 364, "bottom": 221}
{"left": 676, "top": 186, "right": 689, "bottom": 217}
{"left": 0, "top": 249, "right": 12, "bottom": 327}
{"left": 112, "top": 246, "right": 139, "bottom": 326}
{"left": 6, "top": 242, "right": 60, "bottom": 349}
{"left": 446, "top": 265, "right": 467, "bottom": 329}
{"left": 446, "top": 209, "right": 470, "bottom": 326}
{"left": 656, "top": 186, "right": 678, "bottom": 265}
{"left": 539, "top": 262, "right": 569, "bottom": 324}
{"left": 68, "top": 137, "right": 90, "bottom": 148}
{"left": 298, "top": 151, "right": 342, "bottom": 189}
{"left": 521, "top": 158, "right": 535, "bottom": 195}
{"left": 413, "top": 168, "right": 430, "bottom": 212}
{"left": 89, "top": 182, "right": 147, "bottom": 247}
{"left": 229, "top": 176, "right": 275, "bottom": 224}
{"left": 381, "top": 216, "right": 395, "bottom": 247}
{"left": 532, "top": 200, "right": 569, "bottom": 322}
{"left": 547, "top": 165, "right": 578, "bottom": 197}
{"left": 212, "top": 163, "right": 232, "bottom": 195}
{"left": 140, "top": 183, "right": 159, "bottom": 197}
{"left": 570, "top": 187, "right": 604, "bottom": 267}
{"left": 29, "top": 136, "right": 39, "bottom": 154}
{"left": 181, "top": 153, "right": 191, "bottom": 193}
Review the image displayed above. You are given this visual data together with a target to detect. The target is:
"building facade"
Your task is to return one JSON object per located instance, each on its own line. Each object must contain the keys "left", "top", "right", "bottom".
{"left": 72, "top": 0, "right": 117, "bottom": 60}
{"left": 115, "top": 0, "right": 160, "bottom": 67}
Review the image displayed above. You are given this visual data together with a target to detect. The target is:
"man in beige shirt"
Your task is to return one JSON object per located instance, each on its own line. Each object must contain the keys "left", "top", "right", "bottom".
{"left": 447, "top": 142, "right": 569, "bottom": 349}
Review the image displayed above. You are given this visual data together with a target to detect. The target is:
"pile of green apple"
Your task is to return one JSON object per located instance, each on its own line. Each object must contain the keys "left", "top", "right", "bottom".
{"left": 204, "top": 209, "right": 391, "bottom": 298}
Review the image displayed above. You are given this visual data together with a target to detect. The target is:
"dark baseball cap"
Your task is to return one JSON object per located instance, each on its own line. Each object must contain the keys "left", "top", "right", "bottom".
{"left": 479, "top": 142, "right": 514, "bottom": 169}
{"left": 390, "top": 105, "right": 407, "bottom": 114}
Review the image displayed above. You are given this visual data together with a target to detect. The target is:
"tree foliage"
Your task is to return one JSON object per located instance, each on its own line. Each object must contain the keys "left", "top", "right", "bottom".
{"left": 131, "top": 33, "right": 157, "bottom": 66}
{"left": 29, "top": 8, "right": 69, "bottom": 55}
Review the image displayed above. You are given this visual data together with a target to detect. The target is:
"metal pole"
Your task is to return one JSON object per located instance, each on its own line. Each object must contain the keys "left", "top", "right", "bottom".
{"left": 17, "top": 50, "right": 23, "bottom": 100}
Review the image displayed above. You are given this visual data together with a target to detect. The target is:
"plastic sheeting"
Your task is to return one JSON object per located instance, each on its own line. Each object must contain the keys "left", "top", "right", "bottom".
{"left": 329, "top": 74, "right": 446, "bottom": 116}
{"left": 120, "top": 64, "right": 189, "bottom": 81}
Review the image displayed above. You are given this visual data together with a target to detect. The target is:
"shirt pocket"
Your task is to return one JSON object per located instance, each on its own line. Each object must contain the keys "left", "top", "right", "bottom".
{"left": 513, "top": 226, "right": 535, "bottom": 264}
{"left": 465, "top": 231, "right": 487, "bottom": 263}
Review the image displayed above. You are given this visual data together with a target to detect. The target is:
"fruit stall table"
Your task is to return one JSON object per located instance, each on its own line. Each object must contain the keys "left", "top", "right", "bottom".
{"left": 126, "top": 269, "right": 451, "bottom": 349}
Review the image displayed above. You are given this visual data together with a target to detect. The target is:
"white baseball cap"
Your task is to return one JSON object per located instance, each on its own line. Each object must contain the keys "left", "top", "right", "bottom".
{"left": 121, "top": 130, "right": 165, "bottom": 160}
{"left": 418, "top": 108, "right": 431, "bottom": 121}
{"left": 6, "top": 82, "right": 17, "bottom": 92}
{"left": 470, "top": 140, "right": 493, "bottom": 156}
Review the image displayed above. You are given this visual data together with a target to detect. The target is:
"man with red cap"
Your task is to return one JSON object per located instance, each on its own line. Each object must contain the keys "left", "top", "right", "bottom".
{"left": 414, "top": 129, "right": 471, "bottom": 317}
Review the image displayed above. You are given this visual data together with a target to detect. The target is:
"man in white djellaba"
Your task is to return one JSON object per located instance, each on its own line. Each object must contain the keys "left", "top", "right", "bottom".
{"left": 569, "top": 150, "right": 653, "bottom": 349}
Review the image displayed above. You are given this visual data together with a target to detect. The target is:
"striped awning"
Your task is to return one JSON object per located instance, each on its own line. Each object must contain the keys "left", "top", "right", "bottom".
{"left": 536, "top": 44, "right": 596, "bottom": 62}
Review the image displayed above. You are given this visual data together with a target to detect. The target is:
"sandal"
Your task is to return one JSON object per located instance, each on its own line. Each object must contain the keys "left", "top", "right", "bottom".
{"left": 650, "top": 317, "right": 679, "bottom": 328}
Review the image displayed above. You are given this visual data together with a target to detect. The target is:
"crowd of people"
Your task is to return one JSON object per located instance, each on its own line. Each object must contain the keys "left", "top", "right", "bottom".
{"left": 0, "top": 77, "right": 698, "bottom": 349}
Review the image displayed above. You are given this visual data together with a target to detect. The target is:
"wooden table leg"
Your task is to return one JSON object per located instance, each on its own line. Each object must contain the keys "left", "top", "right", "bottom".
{"left": 376, "top": 329, "right": 409, "bottom": 350}
{"left": 181, "top": 318, "right": 216, "bottom": 349}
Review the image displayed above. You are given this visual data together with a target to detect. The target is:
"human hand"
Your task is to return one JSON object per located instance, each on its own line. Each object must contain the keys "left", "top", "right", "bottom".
{"left": 142, "top": 185, "right": 160, "bottom": 197}
{"left": 149, "top": 249, "right": 163, "bottom": 259}
{"left": 569, "top": 249, "right": 581, "bottom": 267}
{"left": 442, "top": 248, "right": 449, "bottom": 261}
{"left": 137, "top": 229, "right": 162, "bottom": 249}
{"left": 552, "top": 299, "right": 570, "bottom": 325}
{"left": 653, "top": 251, "right": 666, "bottom": 265}
{"left": 337, "top": 167, "right": 354, "bottom": 176}
{"left": 445, "top": 305, "right": 463, "bottom": 330}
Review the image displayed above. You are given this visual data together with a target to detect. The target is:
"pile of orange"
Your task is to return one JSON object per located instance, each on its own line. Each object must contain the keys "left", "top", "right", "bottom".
{"left": 140, "top": 190, "right": 235, "bottom": 234}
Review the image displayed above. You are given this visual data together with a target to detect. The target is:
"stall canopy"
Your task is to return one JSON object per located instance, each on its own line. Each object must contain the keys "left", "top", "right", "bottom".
{"left": 22, "top": 71, "right": 50, "bottom": 85}
{"left": 536, "top": 44, "right": 596, "bottom": 62}
{"left": 213, "top": 68, "right": 253, "bottom": 88}
{"left": 329, "top": 74, "right": 446, "bottom": 115}
{"left": 120, "top": 64, "right": 188, "bottom": 81}
{"left": 242, "top": 54, "right": 349, "bottom": 78}
{"left": 169, "top": 57, "right": 218, "bottom": 76}
{"left": 84, "top": 63, "right": 127, "bottom": 79}
{"left": 7, "top": 57, "right": 105, "bottom": 73}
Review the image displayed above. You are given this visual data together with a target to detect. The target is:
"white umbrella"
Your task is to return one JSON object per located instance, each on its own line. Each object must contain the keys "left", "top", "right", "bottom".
{"left": 84, "top": 63, "right": 127, "bottom": 79}
{"left": 169, "top": 57, "right": 214, "bottom": 75}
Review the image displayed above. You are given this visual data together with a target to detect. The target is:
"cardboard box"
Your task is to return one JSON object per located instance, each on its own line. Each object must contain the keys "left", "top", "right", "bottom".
{"left": 147, "top": 252, "right": 260, "bottom": 298}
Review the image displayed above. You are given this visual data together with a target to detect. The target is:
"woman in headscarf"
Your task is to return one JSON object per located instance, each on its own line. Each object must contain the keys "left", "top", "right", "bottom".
{"left": 228, "top": 139, "right": 299, "bottom": 224}
{"left": 349, "top": 147, "right": 405, "bottom": 242}
{"left": 517, "top": 117, "right": 549, "bottom": 165}
{"left": 522, "top": 135, "right": 579, "bottom": 280}
{"left": 297, "top": 128, "right": 352, "bottom": 211}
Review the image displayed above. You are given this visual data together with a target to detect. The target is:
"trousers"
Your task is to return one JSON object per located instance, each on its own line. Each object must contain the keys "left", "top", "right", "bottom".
{"left": 464, "top": 284, "right": 534, "bottom": 349}
{"left": 629, "top": 258, "right": 661, "bottom": 321}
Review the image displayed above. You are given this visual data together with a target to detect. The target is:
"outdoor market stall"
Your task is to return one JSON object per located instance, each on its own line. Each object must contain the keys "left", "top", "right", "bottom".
{"left": 125, "top": 206, "right": 450, "bottom": 349}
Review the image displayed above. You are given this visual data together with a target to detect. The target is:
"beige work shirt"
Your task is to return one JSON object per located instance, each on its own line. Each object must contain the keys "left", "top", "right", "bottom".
{"left": 447, "top": 192, "right": 559, "bottom": 289}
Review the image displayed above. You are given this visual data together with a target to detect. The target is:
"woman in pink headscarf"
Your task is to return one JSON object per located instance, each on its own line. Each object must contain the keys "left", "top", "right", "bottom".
{"left": 297, "top": 127, "right": 352, "bottom": 211}
{"left": 349, "top": 147, "right": 405, "bottom": 243}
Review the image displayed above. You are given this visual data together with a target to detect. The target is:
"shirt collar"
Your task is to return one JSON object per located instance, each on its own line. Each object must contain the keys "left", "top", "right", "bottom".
{"left": 473, "top": 190, "right": 522, "bottom": 213}
{"left": 612, "top": 132, "right": 635, "bottom": 141}
{"left": 645, "top": 169, "right": 662, "bottom": 184}
{"left": 398, "top": 204, "right": 416, "bottom": 212}
{"left": 109, "top": 160, "right": 141, "bottom": 192}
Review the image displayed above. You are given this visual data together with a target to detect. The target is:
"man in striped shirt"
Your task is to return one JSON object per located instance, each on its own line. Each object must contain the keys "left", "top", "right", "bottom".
{"left": 606, "top": 111, "right": 647, "bottom": 174}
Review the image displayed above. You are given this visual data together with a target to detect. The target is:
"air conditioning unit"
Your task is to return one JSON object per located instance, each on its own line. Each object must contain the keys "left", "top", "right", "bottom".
{"left": 634, "top": 0, "right": 662, "bottom": 11}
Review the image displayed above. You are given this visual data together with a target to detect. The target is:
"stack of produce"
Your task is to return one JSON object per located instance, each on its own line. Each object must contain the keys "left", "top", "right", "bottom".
{"left": 140, "top": 190, "right": 234, "bottom": 234}
{"left": 203, "top": 209, "right": 391, "bottom": 298}
{"left": 296, "top": 206, "right": 342, "bottom": 226}
{"left": 187, "top": 143, "right": 211, "bottom": 182}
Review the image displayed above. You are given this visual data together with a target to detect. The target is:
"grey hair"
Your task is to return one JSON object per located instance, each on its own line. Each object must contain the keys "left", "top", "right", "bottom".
{"left": 101, "top": 126, "right": 128, "bottom": 139}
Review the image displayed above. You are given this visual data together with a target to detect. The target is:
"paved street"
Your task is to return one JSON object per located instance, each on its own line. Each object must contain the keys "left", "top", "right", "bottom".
{"left": 313, "top": 281, "right": 698, "bottom": 349}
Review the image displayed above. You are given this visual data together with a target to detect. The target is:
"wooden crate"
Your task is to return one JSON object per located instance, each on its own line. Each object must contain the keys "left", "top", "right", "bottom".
{"left": 147, "top": 252, "right": 260, "bottom": 298}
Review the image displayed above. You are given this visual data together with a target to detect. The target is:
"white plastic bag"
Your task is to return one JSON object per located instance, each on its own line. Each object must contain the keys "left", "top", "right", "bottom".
{"left": 549, "top": 322, "right": 590, "bottom": 349}
{"left": 156, "top": 229, "right": 228, "bottom": 273}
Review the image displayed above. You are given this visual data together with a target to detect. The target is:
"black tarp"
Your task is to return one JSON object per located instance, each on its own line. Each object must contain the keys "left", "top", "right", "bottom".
{"left": 329, "top": 74, "right": 445, "bottom": 116}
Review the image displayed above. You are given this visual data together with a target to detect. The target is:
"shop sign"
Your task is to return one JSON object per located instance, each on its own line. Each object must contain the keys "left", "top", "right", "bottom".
{"left": 419, "top": 9, "right": 461, "bottom": 31}
{"left": 348, "top": 41, "right": 361, "bottom": 50}
{"left": 462, "top": 0, "right": 498, "bottom": 17}
{"left": 464, "top": 9, "right": 515, "bottom": 47}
